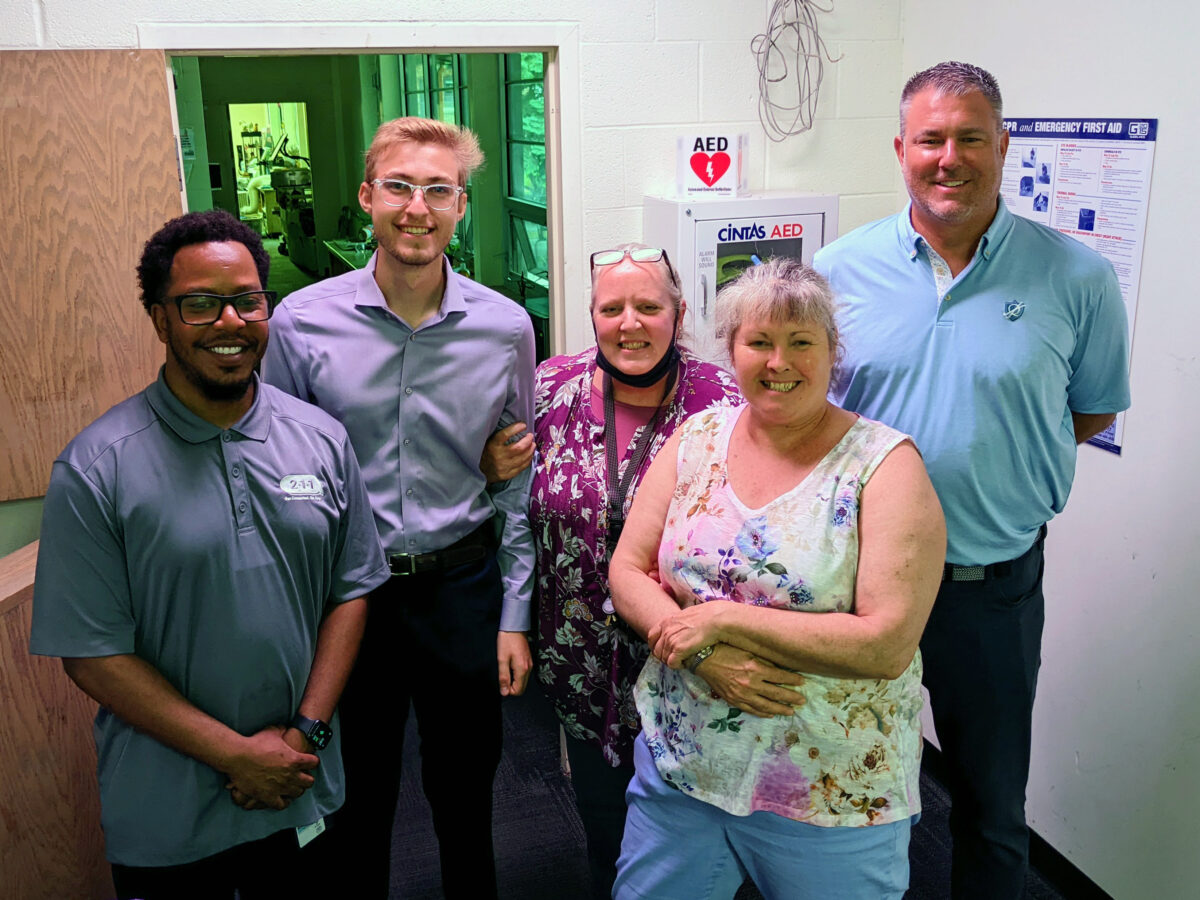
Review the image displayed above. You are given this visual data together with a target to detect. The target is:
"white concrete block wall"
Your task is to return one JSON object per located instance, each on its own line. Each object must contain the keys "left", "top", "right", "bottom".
{"left": 0, "top": 0, "right": 664, "bottom": 48}
{"left": 580, "top": 42, "right": 701, "bottom": 127}
{"left": 766, "top": 118, "right": 899, "bottom": 195}
{"left": 836, "top": 39, "right": 903, "bottom": 120}
{"left": 580, "top": 207, "right": 644, "bottom": 264}
{"left": 580, "top": 127, "right": 627, "bottom": 215}
{"left": 812, "top": 39, "right": 906, "bottom": 235}
{"left": 5, "top": 0, "right": 39, "bottom": 44}
{"left": 698, "top": 41, "right": 762, "bottom": 123}
{"left": 654, "top": 0, "right": 767, "bottom": 44}
{"left": 834, "top": 192, "right": 904, "bottom": 232}
{"left": 580, "top": 4, "right": 657, "bottom": 43}
{"left": 821, "top": 0, "right": 901, "bottom": 42}
{"left": 618, "top": 127, "right": 685, "bottom": 209}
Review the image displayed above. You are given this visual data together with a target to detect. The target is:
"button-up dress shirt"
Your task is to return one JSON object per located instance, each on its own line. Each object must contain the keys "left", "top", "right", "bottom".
{"left": 262, "top": 255, "right": 536, "bottom": 630}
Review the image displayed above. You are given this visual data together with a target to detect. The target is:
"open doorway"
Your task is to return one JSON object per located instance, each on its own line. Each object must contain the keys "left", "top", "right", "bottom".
{"left": 170, "top": 52, "right": 552, "bottom": 361}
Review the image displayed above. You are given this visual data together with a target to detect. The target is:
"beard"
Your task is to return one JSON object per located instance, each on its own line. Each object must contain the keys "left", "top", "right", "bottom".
{"left": 165, "top": 330, "right": 258, "bottom": 403}
{"left": 378, "top": 236, "right": 445, "bottom": 269}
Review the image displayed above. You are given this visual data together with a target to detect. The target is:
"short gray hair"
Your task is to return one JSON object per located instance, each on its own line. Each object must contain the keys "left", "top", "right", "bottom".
{"left": 589, "top": 241, "right": 684, "bottom": 315}
{"left": 900, "top": 61, "right": 1003, "bottom": 136}
{"left": 714, "top": 257, "right": 840, "bottom": 367}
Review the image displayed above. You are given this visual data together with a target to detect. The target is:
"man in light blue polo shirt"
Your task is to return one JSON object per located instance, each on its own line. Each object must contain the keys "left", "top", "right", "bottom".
{"left": 30, "top": 210, "right": 389, "bottom": 900}
{"left": 814, "top": 62, "right": 1129, "bottom": 899}
{"left": 262, "top": 117, "right": 535, "bottom": 899}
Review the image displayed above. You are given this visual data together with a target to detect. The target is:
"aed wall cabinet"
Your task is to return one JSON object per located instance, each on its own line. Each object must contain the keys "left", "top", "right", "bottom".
{"left": 643, "top": 193, "right": 839, "bottom": 363}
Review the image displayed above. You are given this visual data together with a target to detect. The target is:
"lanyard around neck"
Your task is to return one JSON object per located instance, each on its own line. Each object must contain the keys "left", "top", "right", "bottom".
{"left": 603, "top": 363, "right": 679, "bottom": 557}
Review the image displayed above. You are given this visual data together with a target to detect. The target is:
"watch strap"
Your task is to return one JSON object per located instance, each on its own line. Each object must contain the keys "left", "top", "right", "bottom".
{"left": 686, "top": 643, "right": 716, "bottom": 673}
{"left": 289, "top": 713, "right": 332, "bottom": 751}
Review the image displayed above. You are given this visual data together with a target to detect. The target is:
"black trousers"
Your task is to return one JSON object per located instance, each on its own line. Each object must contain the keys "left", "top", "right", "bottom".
{"left": 920, "top": 529, "right": 1047, "bottom": 900}
{"left": 111, "top": 825, "right": 336, "bottom": 899}
{"left": 564, "top": 735, "right": 637, "bottom": 900}
{"left": 326, "top": 549, "right": 505, "bottom": 899}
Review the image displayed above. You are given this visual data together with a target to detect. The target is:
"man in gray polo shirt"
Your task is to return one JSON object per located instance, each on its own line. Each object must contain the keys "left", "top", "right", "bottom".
{"left": 30, "top": 210, "right": 390, "bottom": 900}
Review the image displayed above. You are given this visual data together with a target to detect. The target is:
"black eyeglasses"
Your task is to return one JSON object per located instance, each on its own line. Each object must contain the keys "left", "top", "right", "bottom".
{"left": 590, "top": 247, "right": 680, "bottom": 289}
{"left": 163, "top": 290, "right": 278, "bottom": 326}
{"left": 370, "top": 178, "right": 464, "bottom": 210}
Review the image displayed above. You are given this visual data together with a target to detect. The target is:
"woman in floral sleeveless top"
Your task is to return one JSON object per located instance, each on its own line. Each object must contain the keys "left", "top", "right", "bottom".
{"left": 610, "top": 259, "right": 946, "bottom": 900}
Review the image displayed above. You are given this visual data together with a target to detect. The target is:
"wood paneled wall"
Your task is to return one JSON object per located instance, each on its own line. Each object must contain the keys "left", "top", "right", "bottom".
{"left": 0, "top": 542, "right": 112, "bottom": 899}
{"left": 0, "top": 50, "right": 183, "bottom": 501}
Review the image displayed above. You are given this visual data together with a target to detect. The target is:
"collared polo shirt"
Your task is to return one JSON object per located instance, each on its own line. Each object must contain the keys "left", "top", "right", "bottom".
{"left": 30, "top": 372, "right": 390, "bottom": 866}
{"left": 262, "top": 255, "right": 535, "bottom": 631}
{"left": 814, "top": 201, "right": 1130, "bottom": 565}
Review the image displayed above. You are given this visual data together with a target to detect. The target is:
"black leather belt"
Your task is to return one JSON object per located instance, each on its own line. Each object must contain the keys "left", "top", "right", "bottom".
{"left": 388, "top": 521, "right": 492, "bottom": 577}
{"left": 942, "top": 525, "right": 1046, "bottom": 583}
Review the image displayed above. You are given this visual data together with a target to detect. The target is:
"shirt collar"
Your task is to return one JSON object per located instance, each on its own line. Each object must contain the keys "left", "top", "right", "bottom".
{"left": 440, "top": 257, "right": 467, "bottom": 315}
{"left": 354, "top": 252, "right": 465, "bottom": 318}
{"left": 145, "top": 368, "right": 272, "bottom": 444}
{"left": 896, "top": 197, "right": 1015, "bottom": 263}
{"left": 352, "top": 252, "right": 389, "bottom": 310}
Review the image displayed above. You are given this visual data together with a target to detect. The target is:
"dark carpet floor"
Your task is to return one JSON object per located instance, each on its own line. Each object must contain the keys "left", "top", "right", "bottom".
{"left": 387, "top": 686, "right": 1067, "bottom": 899}
{"left": 265, "top": 238, "right": 318, "bottom": 298}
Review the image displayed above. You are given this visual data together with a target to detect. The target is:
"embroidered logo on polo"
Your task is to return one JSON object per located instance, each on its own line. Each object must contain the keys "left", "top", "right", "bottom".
{"left": 280, "top": 474, "right": 325, "bottom": 500}
{"left": 1003, "top": 300, "right": 1026, "bottom": 322}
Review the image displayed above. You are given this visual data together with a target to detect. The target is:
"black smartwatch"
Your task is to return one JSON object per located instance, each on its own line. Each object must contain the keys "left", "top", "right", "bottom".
{"left": 289, "top": 714, "right": 333, "bottom": 751}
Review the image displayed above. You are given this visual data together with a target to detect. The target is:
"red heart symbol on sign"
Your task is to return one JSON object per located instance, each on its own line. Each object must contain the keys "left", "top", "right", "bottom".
{"left": 690, "top": 152, "right": 731, "bottom": 187}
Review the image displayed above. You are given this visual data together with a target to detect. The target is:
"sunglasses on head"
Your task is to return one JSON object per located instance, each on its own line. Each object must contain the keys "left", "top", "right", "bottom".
{"left": 590, "top": 247, "right": 680, "bottom": 289}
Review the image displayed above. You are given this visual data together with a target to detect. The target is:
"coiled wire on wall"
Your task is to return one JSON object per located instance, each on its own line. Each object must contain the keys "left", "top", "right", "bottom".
{"left": 752, "top": 0, "right": 840, "bottom": 142}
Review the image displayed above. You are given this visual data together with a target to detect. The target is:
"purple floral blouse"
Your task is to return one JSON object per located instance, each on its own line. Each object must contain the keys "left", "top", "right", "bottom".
{"left": 531, "top": 348, "right": 741, "bottom": 766}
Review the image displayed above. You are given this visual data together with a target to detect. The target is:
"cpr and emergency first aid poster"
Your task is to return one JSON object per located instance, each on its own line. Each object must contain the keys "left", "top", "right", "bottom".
{"left": 1001, "top": 117, "right": 1157, "bottom": 454}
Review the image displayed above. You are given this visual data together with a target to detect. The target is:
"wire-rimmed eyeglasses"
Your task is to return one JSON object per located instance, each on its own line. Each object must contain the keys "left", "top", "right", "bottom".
{"left": 370, "top": 178, "right": 464, "bottom": 211}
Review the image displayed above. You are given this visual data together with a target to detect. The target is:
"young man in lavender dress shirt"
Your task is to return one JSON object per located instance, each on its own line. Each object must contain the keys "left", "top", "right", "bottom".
{"left": 262, "top": 118, "right": 536, "bottom": 899}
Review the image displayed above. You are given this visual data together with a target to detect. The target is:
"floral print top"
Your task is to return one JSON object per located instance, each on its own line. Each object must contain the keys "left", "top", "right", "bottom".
{"left": 634, "top": 406, "right": 924, "bottom": 826}
{"left": 531, "top": 348, "right": 741, "bottom": 766}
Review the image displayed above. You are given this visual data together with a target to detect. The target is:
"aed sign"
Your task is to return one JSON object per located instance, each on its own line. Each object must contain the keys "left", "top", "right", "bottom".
{"left": 676, "top": 133, "right": 748, "bottom": 198}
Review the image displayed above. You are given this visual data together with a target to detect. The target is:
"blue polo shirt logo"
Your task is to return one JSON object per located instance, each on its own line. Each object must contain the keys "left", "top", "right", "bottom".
{"left": 1003, "top": 301, "right": 1026, "bottom": 322}
{"left": 280, "top": 474, "right": 325, "bottom": 499}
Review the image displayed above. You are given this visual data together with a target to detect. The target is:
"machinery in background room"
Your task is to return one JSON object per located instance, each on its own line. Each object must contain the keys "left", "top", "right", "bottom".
{"left": 268, "top": 136, "right": 319, "bottom": 275}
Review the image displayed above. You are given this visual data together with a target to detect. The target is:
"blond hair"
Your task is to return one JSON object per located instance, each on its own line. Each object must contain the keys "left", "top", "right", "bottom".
{"left": 363, "top": 117, "right": 485, "bottom": 185}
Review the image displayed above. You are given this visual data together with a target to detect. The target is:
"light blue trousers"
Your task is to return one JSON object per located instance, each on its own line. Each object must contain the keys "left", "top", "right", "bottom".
{"left": 614, "top": 735, "right": 913, "bottom": 900}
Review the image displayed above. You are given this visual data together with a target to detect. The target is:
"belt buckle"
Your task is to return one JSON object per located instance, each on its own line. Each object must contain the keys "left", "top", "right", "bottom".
{"left": 389, "top": 553, "right": 434, "bottom": 577}
{"left": 389, "top": 554, "right": 415, "bottom": 577}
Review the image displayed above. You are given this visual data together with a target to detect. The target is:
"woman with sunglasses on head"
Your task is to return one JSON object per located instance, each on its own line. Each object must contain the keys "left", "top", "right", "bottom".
{"left": 487, "top": 243, "right": 739, "bottom": 898}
